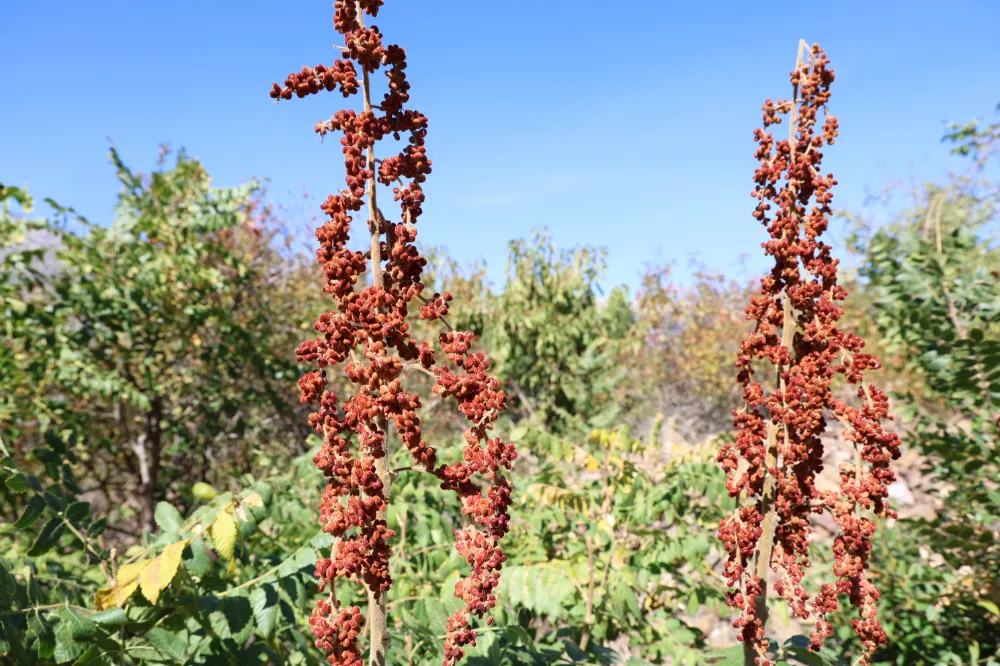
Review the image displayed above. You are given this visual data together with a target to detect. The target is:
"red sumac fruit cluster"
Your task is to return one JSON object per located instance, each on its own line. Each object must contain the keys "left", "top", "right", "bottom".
{"left": 718, "top": 43, "right": 902, "bottom": 666}
{"left": 270, "top": 2, "right": 516, "bottom": 665}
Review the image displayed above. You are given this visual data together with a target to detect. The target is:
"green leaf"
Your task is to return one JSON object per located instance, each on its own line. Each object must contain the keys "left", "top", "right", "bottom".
{"left": 205, "top": 596, "right": 253, "bottom": 644}
{"left": 610, "top": 580, "right": 640, "bottom": 619}
{"left": 154, "top": 501, "right": 184, "bottom": 533}
{"left": 184, "top": 537, "right": 212, "bottom": 577}
{"left": 1, "top": 616, "right": 32, "bottom": 665}
{"left": 145, "top": 626, "right": 189, "bottom": 662}
{"left": 125, "top": 638, "right": 167, "bottom": 661}
{"left": 308, "top": 531, "right": 334, "bottom": 550}
{"left": 69, "top": 644, "right": 113, "bottom": 666}
{"left": 54, "top": 630, "right": 84, "bottom": 664}
{"left": 277, "top": 546, "right": 317, "bottom": 578}
{"left": 65, "top": 501, "right": 90, "bottom": 523}
{"left": 5, "top": 473, "right": 30, "bottom": 493}
{"left": 250, "top": 584, "right": 278, "bottom": 638}
{"left": 497, "top": 564, "right": 576, "bottom": 619}
{"left": 89, "top": 608, "right": 128, "bottom": 626}
{"left": 27, "top": 517, "right": 65, "bottom": 556}
{"left": 87, "top": 517, "right": 107, "bottom": 538}
{"left": 14, "top": 495, "right": 46, "bottom": 529}
{"left": 58, "top": 607, "right": 96, "bottom": 640}
{"left": 706, "top": 645, "right": 745, "bottom": 666}
{"left": 422, "top": 598, "right": 449, "bottom": 633}
{"left": 684, "top": 590, "right": 700, "bottom": 616}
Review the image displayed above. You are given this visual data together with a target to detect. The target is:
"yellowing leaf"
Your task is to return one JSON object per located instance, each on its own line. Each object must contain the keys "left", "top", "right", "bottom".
{"left": 118, "top": 558, "right": 152, "bottom": 586}
{"left": 241, "top": 493, "right": 263, "bottom": 508}
{"left": 94, "top": 580, "right": 140, "bottom": 610}
{"left": 93, "top": 558, "right": 152, "bottom": 610}
{"left": 211, "top": 510, "right": 238, "bottom": 561}
{"left": 139, "top": 540, "right": 189, "bottom": 605}
{"left": 584, "top": 454, "right": 600, "bottom": 473}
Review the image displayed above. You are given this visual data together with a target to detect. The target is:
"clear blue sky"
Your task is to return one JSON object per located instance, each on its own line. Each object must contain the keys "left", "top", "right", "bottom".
{"left": 2, "top": 1, "right": 998, "bottom": 293}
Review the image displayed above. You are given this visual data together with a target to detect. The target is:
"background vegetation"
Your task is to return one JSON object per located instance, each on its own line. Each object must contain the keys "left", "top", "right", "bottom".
{"left": 1, "top": 108, "right": 998, "bottom": 665}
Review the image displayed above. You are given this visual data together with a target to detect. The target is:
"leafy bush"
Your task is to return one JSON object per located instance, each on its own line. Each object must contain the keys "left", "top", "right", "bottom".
{"left": 844, "top": 172, "right": 1000, "bottom": 664}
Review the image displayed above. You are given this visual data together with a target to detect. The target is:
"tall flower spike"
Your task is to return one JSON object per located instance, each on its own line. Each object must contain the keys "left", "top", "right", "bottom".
{"left": 270, "top": 3, "right": 516, "bottom": 665}
{"left": 717, "top": 41, "right": 902, "bottom": 666}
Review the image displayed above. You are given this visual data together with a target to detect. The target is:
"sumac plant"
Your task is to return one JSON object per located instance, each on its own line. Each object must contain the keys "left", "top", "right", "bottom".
{"left": 717, "top": 42, "right": 903, "bottom": 665}
{"left": 268, "top": 2, "right": 516, "bottom": 665}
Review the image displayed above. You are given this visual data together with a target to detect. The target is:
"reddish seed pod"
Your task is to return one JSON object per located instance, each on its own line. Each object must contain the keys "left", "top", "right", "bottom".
{"left": 718, "top": 43, "right": 901, "bottom": 666}
{"left": 269, "top": 2, "right": 514, "bottom": 665}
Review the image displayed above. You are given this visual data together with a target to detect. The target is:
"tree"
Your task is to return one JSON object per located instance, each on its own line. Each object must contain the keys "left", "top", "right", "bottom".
{"left": 486, "top": 229, "right": 634, "bottom": 434}
{"left": 1, "top": 147, "right": 308, "bottom": 536}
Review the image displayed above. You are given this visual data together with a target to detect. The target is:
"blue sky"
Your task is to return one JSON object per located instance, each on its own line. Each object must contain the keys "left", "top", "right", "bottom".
{"left": 2, "top": 0, "right": 998, "bottom": 293}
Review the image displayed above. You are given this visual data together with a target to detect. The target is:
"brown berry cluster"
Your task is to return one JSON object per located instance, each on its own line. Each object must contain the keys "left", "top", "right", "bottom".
{"left": 717, "top": 43, "right": 901, "bottom": 666}
{"left": 271, "top": 3, "right": 516, "bottom": 665}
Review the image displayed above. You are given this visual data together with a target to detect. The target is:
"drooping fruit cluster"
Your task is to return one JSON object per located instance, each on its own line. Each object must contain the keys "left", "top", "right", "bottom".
{"left": 717, "top": 42, "right": 902, "bottom": 666}
{"left": 270, "top": 2, "right": 516, "bottom": 665}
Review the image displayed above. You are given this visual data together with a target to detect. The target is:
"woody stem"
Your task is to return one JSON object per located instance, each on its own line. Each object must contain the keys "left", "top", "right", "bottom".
{"left": 743, "top": 38, "right": 807, "bottom": 666}
{"left": 359, "top": 5, "right": 391, "bottom": 665}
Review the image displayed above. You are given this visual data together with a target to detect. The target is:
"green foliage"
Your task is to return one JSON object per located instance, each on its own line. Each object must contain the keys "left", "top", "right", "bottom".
{"left": 0, "top": 419, "right": 737, "bottom": 666}
{"left": 706, "top": 636, "right": 845, "bottom": 666}
{"left": 1, "top": 148, "right": 311, "bottom": 534}
{"left": 0, "top": 429, "right": 335, "bottom": 665}
{"left": 496, "top": 425, "right": 731, "bottom": 663}
{"left": 943, "top": 102, "right": 1000, "bottom": 168}
{"left": 846, "top": 170, "right": 1000, "bottom": 663}
{"left": 483, "top": 229, "right": 634, "bottom": 433}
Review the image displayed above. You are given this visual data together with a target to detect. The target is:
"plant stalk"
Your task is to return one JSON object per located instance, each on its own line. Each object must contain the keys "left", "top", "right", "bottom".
{"left": 743, "top": 39, "right": 806, "bottom": 666}
{"left": 358, "top": 5, "right": 391, "bottom": 663}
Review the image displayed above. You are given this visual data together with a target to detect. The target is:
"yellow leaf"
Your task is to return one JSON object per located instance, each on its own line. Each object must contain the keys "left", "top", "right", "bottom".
{"left": 117, "top": 558, "right": 152, "bottom": 586}
{"left": 241, "top": 493, "right": 263, "bottom": 508}
{"left": 585, "top": 454, "right": 600, "bottom": 473}
{"left": 93, "top": 558, "right": 152, "bottom": 610}
{"left": 94, "top": 580, "right": 139, "bottom": 611}
{"left": 139, "top": 540, "right": 189, "bottom": 605}
{"left": 211, "top": 510, "right": 238, "bottom": 561}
